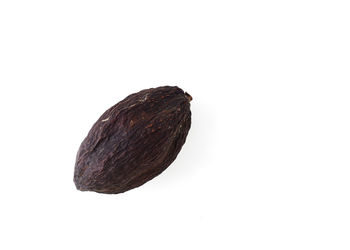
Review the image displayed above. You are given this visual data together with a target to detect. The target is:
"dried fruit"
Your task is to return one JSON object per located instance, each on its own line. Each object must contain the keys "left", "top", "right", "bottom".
{"left": 74, "top": 86, "right": 192, "bottom": 194}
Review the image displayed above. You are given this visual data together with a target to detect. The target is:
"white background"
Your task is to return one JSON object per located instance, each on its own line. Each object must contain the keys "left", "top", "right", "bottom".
{"left": 0, "top": 1, "right": 349, "bottom": 249}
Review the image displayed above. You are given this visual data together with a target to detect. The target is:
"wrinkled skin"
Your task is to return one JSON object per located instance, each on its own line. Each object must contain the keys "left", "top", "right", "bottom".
{"left": 74, "top": 86, "right": 192, "bottom": 194}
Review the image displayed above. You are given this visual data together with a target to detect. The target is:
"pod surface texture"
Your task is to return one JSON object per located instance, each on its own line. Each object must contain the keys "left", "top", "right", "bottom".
{"left": 74, "top": 86, "right": 192, "bottom": 194}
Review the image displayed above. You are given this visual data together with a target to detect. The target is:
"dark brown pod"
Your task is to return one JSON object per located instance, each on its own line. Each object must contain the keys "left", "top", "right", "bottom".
{"left": 74, "top": 86, "right": 192, "bottom": 194}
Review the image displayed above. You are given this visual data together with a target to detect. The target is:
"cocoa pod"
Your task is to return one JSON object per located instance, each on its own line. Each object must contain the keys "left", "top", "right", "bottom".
{"left": 74, "top": 86, "right": 192, "bottom": 194}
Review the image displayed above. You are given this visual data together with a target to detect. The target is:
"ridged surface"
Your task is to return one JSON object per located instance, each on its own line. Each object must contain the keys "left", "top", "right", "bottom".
{"left": 74, "top": 86, "right": 192, "bottom": 194}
